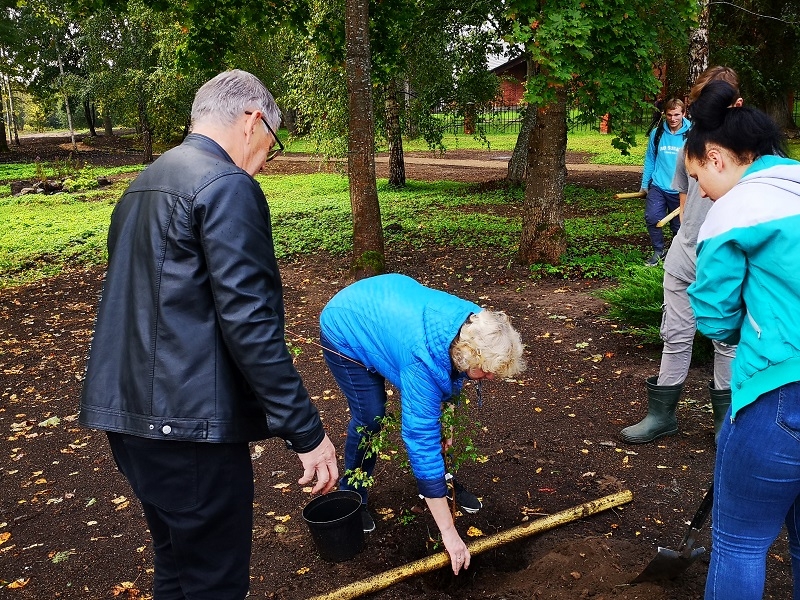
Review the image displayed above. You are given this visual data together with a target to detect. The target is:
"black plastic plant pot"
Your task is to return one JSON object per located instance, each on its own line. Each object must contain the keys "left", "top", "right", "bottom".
{"left": 302, "top": 489, "right": 365, "bottom": 562}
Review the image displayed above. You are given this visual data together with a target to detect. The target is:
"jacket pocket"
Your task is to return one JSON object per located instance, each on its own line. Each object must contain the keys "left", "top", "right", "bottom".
{"left": 747, "top": 311, "right": 762, "bottom": 339}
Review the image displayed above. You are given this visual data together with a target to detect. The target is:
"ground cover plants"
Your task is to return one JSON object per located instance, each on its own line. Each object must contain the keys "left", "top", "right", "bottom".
{"left": 0, "top": 167, "right": 655, "bottom": 289}
{"left": 0, "top": 132, "right": 794, "bottom": 600}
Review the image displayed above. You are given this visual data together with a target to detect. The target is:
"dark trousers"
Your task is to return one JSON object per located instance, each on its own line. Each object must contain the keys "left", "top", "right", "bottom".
{"left": 644, "top": 186, "right": 681, "bottom": 253}
{"left": 107, "top": 433, "right": 254, "bottom": 600}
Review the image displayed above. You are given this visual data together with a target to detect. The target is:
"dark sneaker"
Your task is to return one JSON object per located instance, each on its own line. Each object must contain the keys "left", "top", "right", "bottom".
{"left": 644, "top": 251, "right": 664, "bottom": 267}
{"left": 449, "top": 478, "right": 483, "bottom": 514}
{"left": 360, "top": 505, "right": 375, "bottom": 533}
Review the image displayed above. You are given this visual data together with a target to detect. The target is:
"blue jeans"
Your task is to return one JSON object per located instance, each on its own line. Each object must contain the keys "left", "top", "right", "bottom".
{"left": 645, "top": 186, "right": 680, "bottom": 253}
{"left": 320, "top": 331, "right": 387, "bottom": 504}
{"left": 705, "top": 382, "right": 800, "bottom": 599}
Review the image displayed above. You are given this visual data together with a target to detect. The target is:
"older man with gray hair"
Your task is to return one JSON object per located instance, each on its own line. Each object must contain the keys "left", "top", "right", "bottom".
{"left": 79, "top": 69, "right": 338, "bottom": 599}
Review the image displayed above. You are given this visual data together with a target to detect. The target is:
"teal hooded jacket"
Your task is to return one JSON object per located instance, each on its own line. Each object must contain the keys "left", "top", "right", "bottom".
{"left": 689, "top": 158, "right": 800, "bottom": 419}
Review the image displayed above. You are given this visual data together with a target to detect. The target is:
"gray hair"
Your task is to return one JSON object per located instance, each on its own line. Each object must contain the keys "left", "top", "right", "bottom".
{"left": 450, "top": 310, "right": 526, "bottom": 379}
{"left": 190, "top": 69, "right": 281, "bottom": 131}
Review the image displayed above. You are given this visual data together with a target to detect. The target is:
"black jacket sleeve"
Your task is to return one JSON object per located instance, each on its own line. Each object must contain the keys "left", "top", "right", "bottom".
{"left": 194, "top": 173, "right": 324, "bottom": 453}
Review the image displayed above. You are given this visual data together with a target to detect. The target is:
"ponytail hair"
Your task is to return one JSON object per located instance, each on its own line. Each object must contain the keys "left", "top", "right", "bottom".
{"left": 685, "top": 80, "right": 786, "bottom": 163}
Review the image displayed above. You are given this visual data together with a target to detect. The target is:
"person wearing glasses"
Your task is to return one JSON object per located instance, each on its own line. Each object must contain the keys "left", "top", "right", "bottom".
{"left": 79, "top": 70, "right": 338, "bottom": 600}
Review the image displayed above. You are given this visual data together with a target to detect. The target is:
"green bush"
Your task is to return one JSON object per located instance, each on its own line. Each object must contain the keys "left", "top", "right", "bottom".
{"left": 598, "top": 265, "right": 664, "bottom": 344}
{"left": 598, "top": 265, "right": 713, "bottom": 365}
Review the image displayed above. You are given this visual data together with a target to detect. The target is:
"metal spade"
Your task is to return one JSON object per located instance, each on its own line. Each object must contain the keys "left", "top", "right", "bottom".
{"left": 630, "top": 482, "right": 713, "bottom": 583}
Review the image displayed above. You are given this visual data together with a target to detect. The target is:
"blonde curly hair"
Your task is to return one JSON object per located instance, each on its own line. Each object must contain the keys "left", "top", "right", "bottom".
{"left": 450, "top": 310, "right": 526, "bottom": 378}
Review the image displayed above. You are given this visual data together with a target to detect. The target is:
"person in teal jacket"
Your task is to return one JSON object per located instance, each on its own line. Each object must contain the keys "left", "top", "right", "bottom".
{"left": 684, "top": 80, "right": 800, "bottom": 600}
{"left": 640, "top": 98, "right": 691, "bottom": 266}
{"left": 319, "top": 273, "right": 525, "bottom": 575}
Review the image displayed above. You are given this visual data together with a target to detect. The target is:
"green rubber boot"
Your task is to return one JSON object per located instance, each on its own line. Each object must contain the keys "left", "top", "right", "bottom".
{"left": 709, "top": 381, "right": 732, "bottom": 445}
{"left": 620, "top": 376, "right": 682, "bottom": 444}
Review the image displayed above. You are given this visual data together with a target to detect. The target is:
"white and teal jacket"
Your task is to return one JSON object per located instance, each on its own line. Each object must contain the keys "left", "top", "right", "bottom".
{"left": 688, "top": 157, "right": 800, "bottom": 419}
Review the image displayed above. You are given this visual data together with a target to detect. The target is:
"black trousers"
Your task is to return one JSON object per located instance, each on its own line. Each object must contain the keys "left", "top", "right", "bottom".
{"left": 107, "top": 433, "right": 254, "bottom": 600}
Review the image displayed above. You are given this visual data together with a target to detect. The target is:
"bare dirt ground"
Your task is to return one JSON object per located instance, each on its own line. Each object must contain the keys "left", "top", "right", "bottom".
{"left": 0, "top": 133, "right": 792, "bottom": 599}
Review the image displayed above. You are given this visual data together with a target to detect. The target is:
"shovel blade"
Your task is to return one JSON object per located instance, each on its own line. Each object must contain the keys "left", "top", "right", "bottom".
{"left": 630, "top": 545, "right": 706, "bottom": 583}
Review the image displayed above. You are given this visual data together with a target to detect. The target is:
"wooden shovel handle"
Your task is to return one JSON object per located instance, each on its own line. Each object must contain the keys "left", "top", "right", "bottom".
{"left": 656, "top": 206, "right": 682, "bottom": 228}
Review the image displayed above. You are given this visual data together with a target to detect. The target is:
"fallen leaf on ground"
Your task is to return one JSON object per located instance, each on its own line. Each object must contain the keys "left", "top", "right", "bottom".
{"left": 111, "top": 581, "right": 139, "bottom": 597}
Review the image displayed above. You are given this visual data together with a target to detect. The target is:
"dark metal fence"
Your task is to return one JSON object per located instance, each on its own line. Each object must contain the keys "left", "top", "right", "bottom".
{"left": 435, "top": 94, "right": 800, "bottom": 135}
{"left": 434, "top": 102, "right": 656, "bottom": 135}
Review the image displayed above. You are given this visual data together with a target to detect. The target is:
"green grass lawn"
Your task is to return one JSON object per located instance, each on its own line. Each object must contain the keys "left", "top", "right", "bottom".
{"left": 284, "top": 128, "right": 647, "bottom": 164}
{"left": 0, "top": 163, "right": 651, "bottom": 288}
{"left": 6, "top": 126, "right": 800, "bottom": 289}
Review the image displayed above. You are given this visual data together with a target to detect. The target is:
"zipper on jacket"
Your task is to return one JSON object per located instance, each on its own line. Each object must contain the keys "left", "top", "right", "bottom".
{"left": 747, "top": 312, "right": 762, "bottom": 338}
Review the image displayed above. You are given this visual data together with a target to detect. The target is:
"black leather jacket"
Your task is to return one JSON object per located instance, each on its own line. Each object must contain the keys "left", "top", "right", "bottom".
{"left": 79, "top": 134, "right": 325, "bottom": 452}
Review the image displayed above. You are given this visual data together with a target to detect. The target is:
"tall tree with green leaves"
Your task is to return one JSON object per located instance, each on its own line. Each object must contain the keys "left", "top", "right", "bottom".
{"left": 504, "top": 0, "right": 696, "bottom": 265}
{"left": 710, "top": 0, "right": 800, "bottom": 129}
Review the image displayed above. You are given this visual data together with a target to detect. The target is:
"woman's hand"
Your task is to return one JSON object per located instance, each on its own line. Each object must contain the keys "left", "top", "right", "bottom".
{"left": 424, "top": 496, "right": 471, "bottom": 574}
{"left": 441, "top": 526, "right": 471, "bottom": 574}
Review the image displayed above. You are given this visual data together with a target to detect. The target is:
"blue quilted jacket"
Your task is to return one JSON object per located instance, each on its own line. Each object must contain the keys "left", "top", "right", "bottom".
{"left": 319, "top": 274, "right": 481, "bottom": 498}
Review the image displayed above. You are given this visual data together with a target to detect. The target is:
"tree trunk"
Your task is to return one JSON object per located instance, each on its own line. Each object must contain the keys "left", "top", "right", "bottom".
{"left": 763, "top": 93, "right": 796, "bottom": 131}
{"left": 284, "top": 107, "right": 298, "bottom": 135}
{"left": 84, "top": 97, "right": 97, "bottom": 137}
{"left": 518, "top": 89, "right": 568, "bottom": 265}
{"left": 507, "top": 106, "right": 536, "bottom": 185}
{"left": 56, "top": 49, "right": 77, "bottom": 152}
{"left": 5, "top": 76, "right": 20, "bottom": 145}
{"left": 464, "top": 103, "right": 476, "bottom": 135}
{"left": 687, "top": 0, "right": 709, "bottom": 89}
{"left": 345, "top": 0, "right": 384, "bottom": 278}
{"left": 103, "top": 108, "right": 113, "bottom": 136}
{"left": 0, "top": 83, "right": 9, "bottom": 153}
{"left": 385, "top": 80, "right": 405, "bottom": 188}
{"left": 508, "top": 57, "right": 536, "bottom": 185}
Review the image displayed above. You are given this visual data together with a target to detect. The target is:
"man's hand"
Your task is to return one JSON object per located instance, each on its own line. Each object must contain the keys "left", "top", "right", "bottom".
{"left": 297, "top": 434, "right": 339, "bottom": 494}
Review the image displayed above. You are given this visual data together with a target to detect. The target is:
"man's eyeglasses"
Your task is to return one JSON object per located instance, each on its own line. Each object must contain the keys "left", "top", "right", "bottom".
{"left": 245, "top": 111, "right": 284, "bottom": 162}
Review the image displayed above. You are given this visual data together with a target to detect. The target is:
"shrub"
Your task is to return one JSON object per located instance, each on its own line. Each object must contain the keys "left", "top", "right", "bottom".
{"left": 598, "top": 265, "right": 713, "bottom": 365}
{"left": 598, "top": 265, "right": 664, "bottom": 344}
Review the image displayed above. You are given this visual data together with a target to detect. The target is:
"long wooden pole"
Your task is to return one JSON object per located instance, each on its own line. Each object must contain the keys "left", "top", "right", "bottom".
{"left": 307, "top": 489, "right": 633, "bottom": 600}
